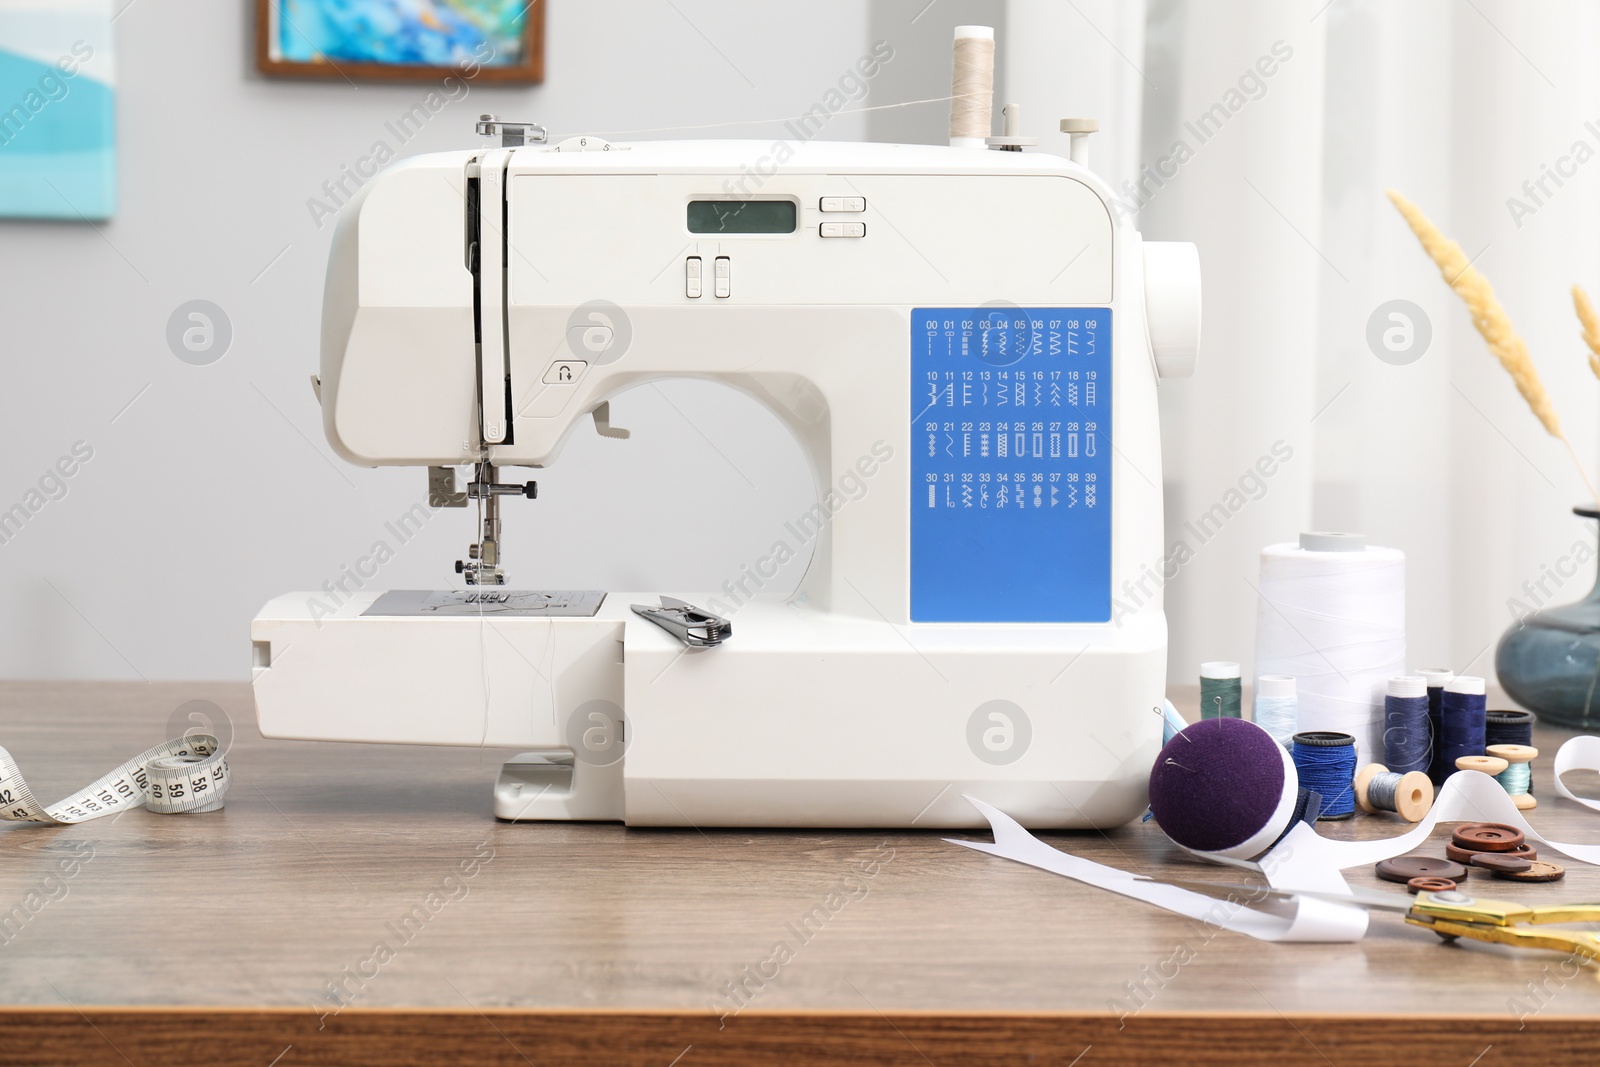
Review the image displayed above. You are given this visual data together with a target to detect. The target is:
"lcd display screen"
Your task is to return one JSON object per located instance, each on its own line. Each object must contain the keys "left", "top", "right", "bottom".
{"left": 687, "top": 199, "right": 796, "bottom": 234}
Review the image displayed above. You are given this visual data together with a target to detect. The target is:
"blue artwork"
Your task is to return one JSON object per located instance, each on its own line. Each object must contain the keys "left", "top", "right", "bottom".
{"left": 0, "top": 1, "right": 115, "bottom": 220}
{"left": 277, "top": 0, "right": 529, "bottom": 68}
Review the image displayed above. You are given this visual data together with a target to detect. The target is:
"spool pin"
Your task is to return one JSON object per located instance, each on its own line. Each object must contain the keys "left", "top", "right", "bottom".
{"left": 1486, "top": 743, "right": 1538, "bottom": 811}
{"left": 1354, "top": 762, "right": 1433, "bottom": 822}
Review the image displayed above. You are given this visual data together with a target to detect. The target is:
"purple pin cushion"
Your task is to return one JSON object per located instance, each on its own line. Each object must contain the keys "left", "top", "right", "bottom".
{"left": 1148, "top": 716, "right": 1300, "bottom": 860}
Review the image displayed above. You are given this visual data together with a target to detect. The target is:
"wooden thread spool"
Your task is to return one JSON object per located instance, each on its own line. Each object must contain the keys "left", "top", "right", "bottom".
{"left": 1455, "top": 754, "right": 1509, "bottom": 777}
{"left": 1354, "top": 762, "right": 1434, "bottom": 822}
{"left": 1486, "top": 743, "right": 1538, "bottom": 811}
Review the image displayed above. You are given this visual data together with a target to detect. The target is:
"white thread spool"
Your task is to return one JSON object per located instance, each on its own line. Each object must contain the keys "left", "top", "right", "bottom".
{"left": 1253, "top": 532, "right": 1406, "bottom": 767}
{"left": 949, "top": 25, "right": 995, "bottom": 148}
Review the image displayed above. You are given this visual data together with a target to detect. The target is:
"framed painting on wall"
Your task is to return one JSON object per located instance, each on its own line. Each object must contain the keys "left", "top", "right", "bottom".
{"left": 0, "top": 0, "right": 116, "bottom": 220}
{"left": 256, "top": 0, "right": 544, "bottom": 84}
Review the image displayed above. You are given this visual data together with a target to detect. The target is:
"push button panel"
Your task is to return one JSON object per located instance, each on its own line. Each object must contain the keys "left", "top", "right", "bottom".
{"left": 685, "top": 256, "right": 702, "bottom": 298}
{"left": 713, "top": 256, "right": 731, "bottom": 298}
{"left": 820, "top": 196, "right": 866, "bottom": 212}
{"left": 820, "top": 222, "right": 866, "bottom": 238}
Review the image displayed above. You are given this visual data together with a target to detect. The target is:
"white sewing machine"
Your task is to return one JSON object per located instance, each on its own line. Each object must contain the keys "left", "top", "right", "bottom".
{"left": 250, "top": 32, "right": 1199, "bottom": 827}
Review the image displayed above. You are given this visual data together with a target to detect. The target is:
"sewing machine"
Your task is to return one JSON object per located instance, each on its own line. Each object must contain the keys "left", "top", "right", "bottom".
{"left": 250, "top": 71, "right": 1200, "bottom": 828}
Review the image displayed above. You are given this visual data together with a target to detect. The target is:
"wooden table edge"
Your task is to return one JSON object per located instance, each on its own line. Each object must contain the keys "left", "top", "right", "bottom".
{"left": 1, "top": 1006, "right": 1591, "bottom": 1065}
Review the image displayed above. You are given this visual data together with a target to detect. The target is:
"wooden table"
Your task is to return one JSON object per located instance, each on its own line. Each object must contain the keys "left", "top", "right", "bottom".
{"left": 3, "top": 682, "right": 1600, "bottom": 1066}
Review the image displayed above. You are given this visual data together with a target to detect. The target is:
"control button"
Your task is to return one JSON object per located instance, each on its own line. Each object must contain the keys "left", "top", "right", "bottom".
{"left": 820, "top": 196, "right": 866, "bottom": 212}
{"left": 543, "top": 360, "right": 588, "bottom": 385}
{"left": 685, "top": 256, "right": 702, "bottom": 298}
{"left": 713, "top": 256, "right": 730, "bottom": 298}
{"left": 820, "top": 222, "right": 866, "bottom": 238}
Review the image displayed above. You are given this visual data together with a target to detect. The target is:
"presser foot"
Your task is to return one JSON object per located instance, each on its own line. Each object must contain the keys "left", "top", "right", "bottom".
{"left": 453, "top": 461, "right": 536, "bottom": 586}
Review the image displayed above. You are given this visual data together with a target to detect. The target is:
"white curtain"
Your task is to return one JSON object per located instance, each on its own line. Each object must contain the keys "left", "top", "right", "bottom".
{"left": 1010, "top": 0, "right": 1600, "bottom": 688}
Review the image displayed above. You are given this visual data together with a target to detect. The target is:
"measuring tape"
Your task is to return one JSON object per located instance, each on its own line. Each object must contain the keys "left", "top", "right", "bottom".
{"left": 0, "top": 734, "right": 228, "bottom": 825}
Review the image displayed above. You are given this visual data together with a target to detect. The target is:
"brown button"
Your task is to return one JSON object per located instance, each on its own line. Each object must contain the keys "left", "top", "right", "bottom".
{"left": 1497, "top": 861, "right": 1566, "bottom": 883}
{"left": 1469, "top": 852, "right": 1533, "bottom": 874}
{"left": 1446, "top": 841, "right": 1534, "bottom": 864}
{"left": 1451, "top": 823, "right": 1526, "bottom": 852}
{"left": 1407, "top": 876, "right": 1458, "bottom": 894}
{"left": 1376, "top": 856, "right": 1469, "bottom": 884}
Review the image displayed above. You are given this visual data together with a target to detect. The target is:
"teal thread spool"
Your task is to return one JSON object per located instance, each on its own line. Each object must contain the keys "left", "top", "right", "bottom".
{"left": 1200, "top": 662, "right": 1242, "bottom": 720}
{"left": 1485, "top": 743, "right": 1538, "bottom": 811}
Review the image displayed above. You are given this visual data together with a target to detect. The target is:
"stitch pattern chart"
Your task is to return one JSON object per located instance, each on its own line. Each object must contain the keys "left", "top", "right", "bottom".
{"left": 910, "top": 307, "right": 1112, "bottom": 623}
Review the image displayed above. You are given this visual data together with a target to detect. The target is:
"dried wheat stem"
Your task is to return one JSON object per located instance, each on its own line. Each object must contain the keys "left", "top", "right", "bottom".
{"left": 1387, "top": 189, "right": 1597, "bottom": 503}
{"left": 1573, "top": 284, "right": 1600, "bottom": 382}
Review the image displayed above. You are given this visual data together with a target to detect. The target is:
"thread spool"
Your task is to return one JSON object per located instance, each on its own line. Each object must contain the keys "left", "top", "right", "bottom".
{"left": 1382, "top": 675, "right": 1431, "bottom": 775}
{"left": 1160, "top": 699, "right": 1187, "bottom": 745}
{"left": 1486, "top": 743, "right": 1538, "bottom": 811}
{"left": 1417, "top": 667, "right": 1454, "bottom": 785}
{"left": 1148, "top": 717, "right": 1314, "bottom": 860}
{"left": 1440, "top": 677, "right": 1487, "bottom": 776}
{"left": 1486, "top": 709, "right": 1535, "bottom": 789}
{"left": 1253, "top": 533, "right": 1406, "bottom": 767}
{"left": 1292, "top": 731, "right": 1358, "bottom": 820}
{"left": 1355, "top": 762, "right": 1434, "bottom": 822}
{"left": 948, "top": 26, "right": 995, "bottom": 148}
{"left": 1253, "top": 674, "right": 1297, "bottom": 746}
{"left": 1200, "top": 662, "right": 1242, "bottom": 720}
{"left": 1455, "top": 754, "right": 1507, "bottom": 777}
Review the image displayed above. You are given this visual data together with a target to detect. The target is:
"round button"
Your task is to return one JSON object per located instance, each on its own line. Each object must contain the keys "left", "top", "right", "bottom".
{"left": 1451, "top": 823, "right": 1526, "bottom": 853}
{"left": 1375, "top": 855, "right": 1468, "bottom": 884}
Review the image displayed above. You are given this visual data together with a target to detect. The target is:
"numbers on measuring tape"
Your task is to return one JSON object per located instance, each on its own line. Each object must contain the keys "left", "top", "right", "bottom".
{"left": 0, "top": 734, "right": 229, "bottom": 826}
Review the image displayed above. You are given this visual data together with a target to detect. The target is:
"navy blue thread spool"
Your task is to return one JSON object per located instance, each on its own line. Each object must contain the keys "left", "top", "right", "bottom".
{"left": 1382, "top": 675, "right": 1431, "bottom": 775}
{"left": 1292, "top": 731, "right": 1357, "bottom": 820}
{"left": 1486, "top": 709, "right": 1535, "bottom": 790}
{"left": 1418, "top": 667, "right": 1455, "bottom": 785}
{"left": 1439, "top": 676, "right": 1487, "bottom": 777}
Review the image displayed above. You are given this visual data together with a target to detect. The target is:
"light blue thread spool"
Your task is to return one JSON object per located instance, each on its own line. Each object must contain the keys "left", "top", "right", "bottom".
{"left": 1486, "top": 743, "right": 1537, "bottom": 810}
{"left": 1161, "top": 700, "right": 1188, "bottom": 745}
{"left": 1253, "top": 674, "right": 1296, "bottom": 747}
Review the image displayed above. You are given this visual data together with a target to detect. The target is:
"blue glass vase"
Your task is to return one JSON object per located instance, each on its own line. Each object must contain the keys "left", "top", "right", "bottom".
{"left": 1495, "top": 505, "right": 1600, "bottom": 729}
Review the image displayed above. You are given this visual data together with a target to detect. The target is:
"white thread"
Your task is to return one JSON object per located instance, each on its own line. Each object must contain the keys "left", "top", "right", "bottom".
{"left": 0, "top": 735, "right": 228, "bottom": 824}
{"left": 1253, "top": 539, "right": 1406, "bottom": 766}
{"left": 949, "top": 27, "right": 995, "bottom": 145}
{"left": 1386, "top": 675, "right": 1426, "bottom": 698}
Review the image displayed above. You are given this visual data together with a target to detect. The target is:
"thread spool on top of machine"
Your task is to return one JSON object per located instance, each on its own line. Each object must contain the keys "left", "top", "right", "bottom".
{"left": 948, "top": 25, "right": 995, "bottom": 149}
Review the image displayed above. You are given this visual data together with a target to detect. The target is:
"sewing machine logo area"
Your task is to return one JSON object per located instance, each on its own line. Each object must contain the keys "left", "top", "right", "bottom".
{"left": 249, "top": 27, "right": 1200, "bottom": 829}
{"left": 565, "top": 300, "right": 631, "bottom": 365}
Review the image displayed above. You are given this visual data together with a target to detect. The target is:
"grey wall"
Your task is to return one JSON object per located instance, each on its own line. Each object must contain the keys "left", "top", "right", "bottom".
{"left": 0, "top": 0, "right": 1003, "bottom": 680}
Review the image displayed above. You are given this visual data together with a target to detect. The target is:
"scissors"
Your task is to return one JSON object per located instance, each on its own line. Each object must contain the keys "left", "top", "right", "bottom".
{"left": 1145, "top": 877, "right": 1600, "bottom": 962}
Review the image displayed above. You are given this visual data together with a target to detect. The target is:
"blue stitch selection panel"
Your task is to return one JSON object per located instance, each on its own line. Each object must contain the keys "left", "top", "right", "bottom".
{"left": 910, "top": 307, "right": 1112, "bottom": 623}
